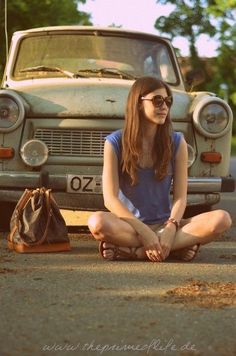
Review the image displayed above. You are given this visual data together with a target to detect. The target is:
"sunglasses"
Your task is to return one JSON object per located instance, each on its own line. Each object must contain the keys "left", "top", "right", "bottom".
{"left": 141, "top": 95, "right": 173, "bottom": 108}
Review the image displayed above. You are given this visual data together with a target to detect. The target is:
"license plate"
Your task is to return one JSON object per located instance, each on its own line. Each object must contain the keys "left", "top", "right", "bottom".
{"left": 67, "top": 174, "right": 102, "bottom": 194}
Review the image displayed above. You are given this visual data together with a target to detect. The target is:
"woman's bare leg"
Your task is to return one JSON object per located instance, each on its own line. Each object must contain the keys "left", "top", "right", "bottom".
{"left": 88, "top": 211, "right": 140, "bottom": 245}
{"left": 172, "top": 209, "right": 231, "bottom": 250}
{"left": 88, "top": 211, "right": 147, "bottom": 259}
{"left": 88, "top": 209, "right": 232, "bottom": 261}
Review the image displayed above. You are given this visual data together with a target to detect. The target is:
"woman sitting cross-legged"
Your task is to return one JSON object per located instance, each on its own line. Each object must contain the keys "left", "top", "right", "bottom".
{"left": 88, "top": 76, "right": 232, "bottom": 262}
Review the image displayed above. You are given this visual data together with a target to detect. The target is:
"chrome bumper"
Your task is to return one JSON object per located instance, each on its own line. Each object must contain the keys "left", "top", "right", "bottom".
{"left": 186, "top": 176, "right": 235, "bottom": 193}
{"left": 0, "top": 172, "right": 234, "bottom": 193}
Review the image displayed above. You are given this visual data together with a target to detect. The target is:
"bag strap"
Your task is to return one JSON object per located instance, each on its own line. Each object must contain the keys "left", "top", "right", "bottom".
{"left": 8, "top": 224, "right": 18, "bottom": 245}
{"left": 8, "top": 189, "right": 33, "bottom": 245}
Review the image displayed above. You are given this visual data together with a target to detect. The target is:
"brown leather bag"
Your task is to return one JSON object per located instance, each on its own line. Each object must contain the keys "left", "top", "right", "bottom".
{"left": 8, "top": 188, "right": 71, "bottom": 253}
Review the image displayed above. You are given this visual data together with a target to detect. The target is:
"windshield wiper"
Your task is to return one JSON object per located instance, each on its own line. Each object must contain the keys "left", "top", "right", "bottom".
{"left": 20, "top": 66, "right": 136, "bottom": 80}
{"left": 20, "top": 65, "right": 77, "bottom": 78}
{"left": 75, "top": 68, "right": 136, "bottom": 80}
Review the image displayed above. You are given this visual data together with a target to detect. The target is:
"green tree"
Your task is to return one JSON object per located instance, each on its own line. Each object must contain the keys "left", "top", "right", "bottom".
{"left": 207, "top": 0, "right": 236, "bottom": 19}
{"left": 155, "top": 0, "right": 216, "bottom": 68}
{"left": 0, "top": 0, "right": 91, "bottom": 77}
{"left": 206, "top": 0, "right": 236, "bottom": 132}
{"left": 154, "top": 0, "right": 236, "bottom": 132}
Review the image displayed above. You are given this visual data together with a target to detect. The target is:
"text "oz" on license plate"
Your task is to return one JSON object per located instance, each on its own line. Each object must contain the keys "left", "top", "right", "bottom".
{"left": 67, "top": 175, "right": 102, "bottom": 194}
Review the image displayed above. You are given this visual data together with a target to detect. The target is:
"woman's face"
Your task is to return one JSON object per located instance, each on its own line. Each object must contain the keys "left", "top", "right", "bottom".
{"left": 140, "top": 87, "right": 171, "bottom": 126}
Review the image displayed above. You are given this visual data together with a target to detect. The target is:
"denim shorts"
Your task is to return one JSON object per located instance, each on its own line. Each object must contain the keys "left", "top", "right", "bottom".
{"left": 147, "top": 222, "right": 166, "bottom": 236}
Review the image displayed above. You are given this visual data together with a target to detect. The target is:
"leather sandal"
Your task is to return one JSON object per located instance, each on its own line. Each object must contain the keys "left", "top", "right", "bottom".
{"left": 169, "top": 244, "right": 200, "bottom": 262}
{"left": 99, "top": 241, "right": 140, "bottom": 261}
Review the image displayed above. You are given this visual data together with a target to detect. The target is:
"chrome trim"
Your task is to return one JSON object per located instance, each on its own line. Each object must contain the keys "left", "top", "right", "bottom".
{"left": 192, "top": 96, "right": 233, "bottom": 138}
{"left": 0, "top": 90, "right": 26, "bottom": 132}
{"left": 0, "top": 173, "right": 234, "bottom": 193}
{"left": 21, "top": 139, "right": 49, "bottom": 167}
{"left": 34, "top": 128, "right": 109, "bottom": 157}
{"left": 187, "top": 177, "right": 223, "bottom": 192}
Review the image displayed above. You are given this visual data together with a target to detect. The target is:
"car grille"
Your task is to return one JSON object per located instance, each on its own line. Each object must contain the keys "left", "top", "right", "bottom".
{"left": 34, "top": 129, "right": 111, "bottom": 157}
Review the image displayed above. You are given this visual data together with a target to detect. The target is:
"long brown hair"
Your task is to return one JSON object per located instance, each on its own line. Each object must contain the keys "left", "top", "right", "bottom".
{"left": 121, "top": 76, "right": 173, "bottom": 185}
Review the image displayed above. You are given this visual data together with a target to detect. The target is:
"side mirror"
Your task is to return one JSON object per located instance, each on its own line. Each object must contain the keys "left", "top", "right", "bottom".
{"left": 185, "top": 69, "right": 205, "bottom": 89}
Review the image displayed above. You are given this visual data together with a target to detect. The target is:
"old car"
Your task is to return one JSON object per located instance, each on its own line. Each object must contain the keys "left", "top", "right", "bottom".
{"left": 0, "top": 26, "right": 234, "bottom": 229}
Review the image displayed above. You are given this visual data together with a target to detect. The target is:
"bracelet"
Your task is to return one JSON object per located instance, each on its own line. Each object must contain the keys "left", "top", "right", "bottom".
{"left": 165, "top": 218, "right": 179, "bottom": 231}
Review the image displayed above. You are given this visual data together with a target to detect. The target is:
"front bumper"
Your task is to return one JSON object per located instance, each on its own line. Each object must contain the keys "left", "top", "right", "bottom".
{"left": 0, "top": 172, "right": 234, "bottom": 209}
{"left": 0, "top": 172, "right": 234, "bottom": 192}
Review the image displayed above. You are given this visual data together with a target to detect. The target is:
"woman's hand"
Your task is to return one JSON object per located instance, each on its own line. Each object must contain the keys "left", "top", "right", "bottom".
{"left": 141, "top": 231, "right": 164, "bottom": 262}
{"left": 158, "top": 224, "right": 176, "bottom": 260}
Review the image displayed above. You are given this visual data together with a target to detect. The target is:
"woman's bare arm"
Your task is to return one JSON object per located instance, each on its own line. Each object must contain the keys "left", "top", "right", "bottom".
{"left": 102, "top": 140, "right": 164, "bottom": 260}
{"left": 171, "top": 136, "right": 188, "bottom": 222}
{"left": 158, "top": 136, "right": 188, "bottom": 258}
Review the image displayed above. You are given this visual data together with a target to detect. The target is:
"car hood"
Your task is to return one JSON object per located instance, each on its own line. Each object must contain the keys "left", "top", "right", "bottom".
{"left": 12, "top": 78, "right": 192, "bottom": 120}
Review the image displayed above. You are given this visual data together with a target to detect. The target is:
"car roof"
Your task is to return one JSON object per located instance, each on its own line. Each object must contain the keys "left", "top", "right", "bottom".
{"left": 13, "top": 25, "right": 170, "bottom": 42}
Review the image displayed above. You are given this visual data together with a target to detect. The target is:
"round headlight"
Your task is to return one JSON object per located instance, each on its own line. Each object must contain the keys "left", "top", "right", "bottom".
{"left": 0, "top": 98, "right": 19, "bottom": 126}
{"left": 193, "top": 97, "right": 233, "bottom": 138}
{"left": 200, "top": 104, "right": 228, "bottom": 133}
{"left": 0, "top": 90, "right": 25, "bottom": 132}
{"left": 187, "top": 143, "right": 195, "bottom": 167}
{"left": 21, "top": 139, "right": 48, "bottom": 167}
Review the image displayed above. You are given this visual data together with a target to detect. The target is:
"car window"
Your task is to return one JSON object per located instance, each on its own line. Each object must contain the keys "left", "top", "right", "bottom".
{"left": 143, "top": 44, "right": 176, "bottom": 83}
{"left": 13, "top": 33, "right": 178, "bottom": 84}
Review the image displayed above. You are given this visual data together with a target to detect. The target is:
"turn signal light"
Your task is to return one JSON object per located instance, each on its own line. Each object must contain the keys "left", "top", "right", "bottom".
{"left": 201, "top": 152, "right": 222, "bottom": 163}
{"left": 0, "top": 147, "right": 14, "bottom": 158}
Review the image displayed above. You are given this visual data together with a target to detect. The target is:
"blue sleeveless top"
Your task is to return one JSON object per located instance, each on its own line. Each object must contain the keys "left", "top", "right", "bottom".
{"left": 106, "top": 129, "right": 182, "bottom": 224}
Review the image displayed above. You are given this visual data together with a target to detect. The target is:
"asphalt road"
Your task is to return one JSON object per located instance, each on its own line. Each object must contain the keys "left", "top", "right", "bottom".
{"left": 0, "top": 158, "right": 235, "bottom": 356}
{"left": 1, "top": 238, "right": 236, "bottom": 356}
{"left": 215, "top": 157, "right": 236, "bottom": 241}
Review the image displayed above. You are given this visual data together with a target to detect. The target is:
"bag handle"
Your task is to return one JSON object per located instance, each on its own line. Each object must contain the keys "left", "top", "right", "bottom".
{"left": 8, "top": 189, "right": 33, "bottom": 245}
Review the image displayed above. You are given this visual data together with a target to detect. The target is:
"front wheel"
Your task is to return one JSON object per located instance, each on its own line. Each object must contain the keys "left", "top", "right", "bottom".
{"left": 0, "top": 202, "right": 16, "bottom": 232}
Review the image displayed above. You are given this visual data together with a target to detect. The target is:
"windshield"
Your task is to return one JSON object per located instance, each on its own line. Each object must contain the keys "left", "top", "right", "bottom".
{"left": 13, "top": 33, "right": 178, "bottom": 84}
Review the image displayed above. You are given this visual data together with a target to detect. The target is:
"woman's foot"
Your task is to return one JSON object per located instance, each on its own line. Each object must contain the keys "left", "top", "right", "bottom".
{"left": 169, "top": 244, "right": 200, "bottom": 262}
{"left": 99, "top": 241, "right": 146, "bottom": 261}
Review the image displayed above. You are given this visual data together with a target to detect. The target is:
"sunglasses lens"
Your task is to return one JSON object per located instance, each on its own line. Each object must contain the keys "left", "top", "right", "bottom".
{"left": 165, "top": 97, "right": 172, "bottom": 107}
{"left": 141, "top": 95, "right": 173, "bottom": 107}
{"left": 153, "top": 96, "right": 163, "bottom": 107}
{"left": 153, "top": 96, "right": 172, "bottom": 107}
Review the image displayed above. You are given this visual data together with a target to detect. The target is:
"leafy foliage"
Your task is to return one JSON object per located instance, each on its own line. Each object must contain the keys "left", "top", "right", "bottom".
{"left": 155, "top": 0, "right": 216, "bottom": 66}
{"left": 207, "top": 0, "right": 236, "bottom": 19}
{"left": 206, "top": 0, "right": 236, "bottom": 132}
{"left": 155, "top": 0, "right": 236, "bottom": 132}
